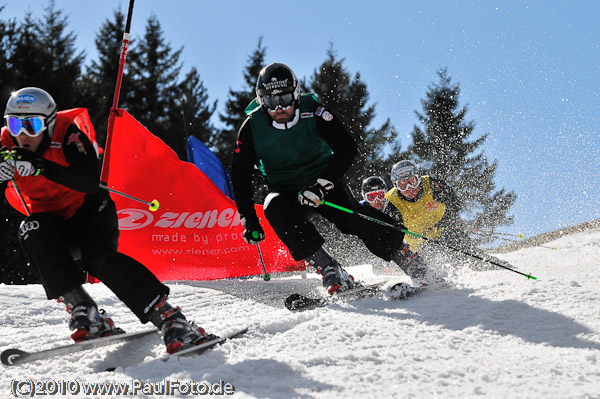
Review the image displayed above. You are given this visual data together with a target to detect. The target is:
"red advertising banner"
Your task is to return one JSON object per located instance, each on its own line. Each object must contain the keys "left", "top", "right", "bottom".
{"left": 105, "top": 110, "right": 303, "bottom": 280}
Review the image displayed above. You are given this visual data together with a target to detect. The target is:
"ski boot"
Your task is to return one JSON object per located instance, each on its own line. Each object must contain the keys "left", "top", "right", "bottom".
{"left": 148, "top": 296, "right": 217, "bottom": 354}
{"left": 58, "top": 286, "right": 124, "bottom": 342}
{"left": 306, "top": 247, "right": 359, "bottom": 295}
{"left": 68, "top": 304, "right": 124, "bottom": 342}
{"left": 392, "top": 244, "right": 441, "bottom": 287}
{"left": 315, "top": 261, "right": 358, "bottom": 295}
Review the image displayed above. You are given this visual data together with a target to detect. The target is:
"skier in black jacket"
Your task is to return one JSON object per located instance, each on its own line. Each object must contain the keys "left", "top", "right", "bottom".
{"left": 231, "top": 63, "right": 437, "bottom": 293}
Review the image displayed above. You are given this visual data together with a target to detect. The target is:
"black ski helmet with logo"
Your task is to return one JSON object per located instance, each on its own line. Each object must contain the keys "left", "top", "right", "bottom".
{"left": 256, "top": 63, "right": 300, "bottom": 111}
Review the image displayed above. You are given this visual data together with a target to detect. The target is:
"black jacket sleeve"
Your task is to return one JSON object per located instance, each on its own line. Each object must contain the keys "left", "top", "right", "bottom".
{"left": 313, "top": 102, "right": 358, "bottom": 182}
{"left": 230, "top": 118, "right": 259, "bottom": 222}
{"left": 42, "top": 124, "right": 101, "bottom": 194}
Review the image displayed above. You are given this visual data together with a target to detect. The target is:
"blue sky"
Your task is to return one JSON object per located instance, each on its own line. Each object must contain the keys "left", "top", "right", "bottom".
{"left": 2, "top": 1, "right": 599, "bottom": 241}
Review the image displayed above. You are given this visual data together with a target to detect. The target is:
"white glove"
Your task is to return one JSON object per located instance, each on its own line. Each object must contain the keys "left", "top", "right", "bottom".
{"left": 0, "top": 151, "right": 15, "bottom": 181}
{"left": 12, "top": 147, "right": 44, "bottom": 177}
{"left": 298, "top": 178, "right": 334, "bottom": 207}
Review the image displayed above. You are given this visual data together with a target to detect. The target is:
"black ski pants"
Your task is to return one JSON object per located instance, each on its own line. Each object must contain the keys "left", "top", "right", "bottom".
{"left": 263, "top": 183, "right": 405, "bottom": 261}
{"left": 18, "top": 191, "right": 168, "bottom": 322}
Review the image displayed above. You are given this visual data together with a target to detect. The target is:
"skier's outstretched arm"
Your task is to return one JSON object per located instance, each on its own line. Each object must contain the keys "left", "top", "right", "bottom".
{"left": 231, "top": 119, "right": 259, "bottom": 222}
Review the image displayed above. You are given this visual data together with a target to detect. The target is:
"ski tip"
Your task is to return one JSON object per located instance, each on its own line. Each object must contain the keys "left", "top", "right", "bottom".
{"left": 284, "top": 293, "right": 307, "bottom": 311}
{"left": 285, "top": 293, "right": 328, "bottom": 311}
{"left": 1, "top": 348, "right": 28, "bottom": 366}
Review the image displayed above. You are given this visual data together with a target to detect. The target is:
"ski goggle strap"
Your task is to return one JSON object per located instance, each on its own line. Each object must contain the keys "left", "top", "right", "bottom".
{"left": 395, "top": 175, "right": 421, "bottom": 192}
{"left": 261, "top": 92, "right": 295, "bottom": 111}
{"left": 5, "top": 115, "right": 47, "bottom": 137}
{"left": 364, "top": 190, "right": 385, "bottom": 203}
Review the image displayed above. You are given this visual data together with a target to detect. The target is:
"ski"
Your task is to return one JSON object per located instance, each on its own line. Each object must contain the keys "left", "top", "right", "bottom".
{"left": 162, "top": 327, "right": 249, "bottom": 361}
{"left": 1, "top": 329, "right": 158, "bottom": 366}
{"left": 285, "top": 282, "right": 385, "bottom": 311}
{"left": 284, "top": 282, "right": 430, "bottom": 312}
{"left": 387, "top": 282, "right": 427, "bottom": 299}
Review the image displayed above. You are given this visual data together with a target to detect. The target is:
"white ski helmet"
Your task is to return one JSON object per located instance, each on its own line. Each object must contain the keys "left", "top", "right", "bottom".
{"left": 4, "top": 87, "right": 57, "bottom": 138}
{"left": 391, "top": 160, "right": 422, "bottom": 191}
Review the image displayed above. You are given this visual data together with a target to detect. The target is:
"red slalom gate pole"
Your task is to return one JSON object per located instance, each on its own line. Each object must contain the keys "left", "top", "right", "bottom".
{"left": 100, "top": 0, "right": 135, "bottom": 185}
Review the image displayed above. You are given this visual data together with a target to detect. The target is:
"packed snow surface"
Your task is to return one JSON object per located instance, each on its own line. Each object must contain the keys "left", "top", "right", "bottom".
{"left": 1, "top": 228, "right": 599, "bottom": 398}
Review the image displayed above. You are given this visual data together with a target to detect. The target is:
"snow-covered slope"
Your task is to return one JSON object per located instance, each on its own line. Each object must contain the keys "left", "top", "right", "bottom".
{"left": 1, "top": 228, "right": 599, "bottom": 399}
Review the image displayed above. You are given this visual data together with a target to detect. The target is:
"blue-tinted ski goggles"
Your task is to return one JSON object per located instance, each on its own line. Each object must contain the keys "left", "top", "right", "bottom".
{"left": 261, "top": 93, "right": 295, "bottom": 111}
{"left": 5, "top": 115, "right": 47, "bottom": 137}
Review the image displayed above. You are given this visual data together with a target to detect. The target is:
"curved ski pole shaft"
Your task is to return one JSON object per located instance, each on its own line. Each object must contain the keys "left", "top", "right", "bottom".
{"left": 320, "top": 200, "right": 537, "bottom": 280}
{"left": 418, "top": 236, "right": 537, "bottom": 279}
{"left": 255, "top": 243, "right": 270, "bottom": 281}
{"left": 478, "top": 234, "right": 557, "bottom": 251}
{"left": 474, "top": 230, "right": 525, "bottom": 240}
{"left": 11, "top": 178, "right": 31, "bottom": 216}
{"left": 2, "top": 150, "right": 30, "bottom": 216}
{"left": 99, "top": 183, "right": 160, "bottom": 211}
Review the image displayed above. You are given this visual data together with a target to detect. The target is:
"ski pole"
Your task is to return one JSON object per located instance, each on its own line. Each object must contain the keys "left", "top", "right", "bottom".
{"left": 469, "top": 229, "right": 556, "bottom": 250}
{"left": 470, "top": 229, "right": 525, "bottom": 240}
{"left": 255, "top": 243, "right": 271, "bottom": 281}
{"left": 11, "top": 179, "right": 31, "bottom": 216}
{"left": 2, "top": 150, "right": 31, "bottom": 216}
{"left": 321, "top": 200, "right": 538, "bottom": 280}
{"left": 478, "top": 234, "right": 557, "bottom": 250}
{"left": 99, "top": 183, "right": 160, "bottom": 211}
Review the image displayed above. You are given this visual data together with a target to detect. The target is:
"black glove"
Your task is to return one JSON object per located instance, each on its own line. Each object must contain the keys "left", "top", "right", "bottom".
{"left": 241, "top": 217, "right": 265, "bottom": 245}
{"left": 12, "top": 147, "right": 45, "bottom": 177}
{"left": 298, "top": 178, "right": 334, "bottom": 208}
{"left": 0, "top": 146, "right": 15, "bottom": 181}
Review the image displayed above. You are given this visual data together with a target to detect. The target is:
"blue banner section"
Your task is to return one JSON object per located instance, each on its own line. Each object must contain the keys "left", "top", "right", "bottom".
{"left": 185, "top": 136, "right": 234, "bottom": 199}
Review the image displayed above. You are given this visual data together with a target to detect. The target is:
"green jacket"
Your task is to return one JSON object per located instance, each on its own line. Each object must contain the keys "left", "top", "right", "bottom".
{"left": 245, "top": 94, "right": 333, "bottom": 191}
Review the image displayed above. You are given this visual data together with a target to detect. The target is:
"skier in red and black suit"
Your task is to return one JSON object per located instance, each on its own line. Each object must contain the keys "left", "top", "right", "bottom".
{"left": 0, "top": 87, "right": 215, "bottom": 353}
{"left": 231, "top": 63, "right": 437, "bottom": 294}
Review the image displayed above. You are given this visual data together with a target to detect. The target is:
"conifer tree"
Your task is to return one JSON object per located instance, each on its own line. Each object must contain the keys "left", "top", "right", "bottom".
{"left": 218, "top": 37, "right": 267, "bottom": 169}
{"left": 4, "top": 1, "right": 83, "bottom": 107}
{"left": 9, "top": 12, "right": 44, "bottom": 90}
{"left": 406, "top": 68, "right": 516, "bottom": 239}
{"left": 309, "top": 46, "right": 400, "bottom": 194}
{"left": 124, "top": 15, "right": 186, "bottom": 157}
{"left": 78, "top": 9, "right": 126, "bottom": 145}
{"left": 167, "top": 67, "right": 218, "bottom": 158}
{"left": 34, "top": 1, "right": 84, "bottom": 108}
{"left": 8, "top": 1, "right": 84, "bottom": 108}
{"left": 0, "top": 8, "right": 17, "bottom": 102}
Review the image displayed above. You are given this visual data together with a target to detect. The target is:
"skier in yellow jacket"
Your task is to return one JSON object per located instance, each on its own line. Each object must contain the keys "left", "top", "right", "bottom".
{"left": 385, "top": 160, "right": 458, "bottom": 252}
{"left": 386, "top": 160, "right": 505, "bottom": 271}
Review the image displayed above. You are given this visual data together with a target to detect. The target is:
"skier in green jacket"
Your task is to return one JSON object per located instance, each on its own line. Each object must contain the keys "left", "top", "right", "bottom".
{"left": 231, "top": 63, "right": 437, "bottom": 293}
